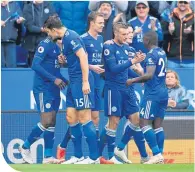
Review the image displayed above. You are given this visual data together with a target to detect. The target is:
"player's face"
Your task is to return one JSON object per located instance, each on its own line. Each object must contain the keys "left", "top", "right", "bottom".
{"left": 93, "top": 16, "right": 104, "bottom": 33}
{"left": 117, "top": 28, "right": 128, "bottom": 44}
{"left": 135, "top": 4, "right": 149, "bottom": 18}
{"left": 166, "top": 72, "right": 177, "bottom": 87}
{"left": 126, "top": 26, "right": 134, "bottom": 44}
{"left": 45, "top": 28, "right": 61, "bottom": 41}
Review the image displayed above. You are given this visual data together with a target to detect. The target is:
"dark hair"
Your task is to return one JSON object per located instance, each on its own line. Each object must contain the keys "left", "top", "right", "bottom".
{"left": 113, "top": 22, "right": 128, "bottom": 33}
{"left": 99, "top": 1, "right": 112, "bottom": 8}
{"left": 44, "top": 14, "right": 63, "bottom": 29}
{"left": 143, "top": 31, "right": 158, "bottom": 46}
{"left": 87, "top": 11, "right": 104, "bottom": 31}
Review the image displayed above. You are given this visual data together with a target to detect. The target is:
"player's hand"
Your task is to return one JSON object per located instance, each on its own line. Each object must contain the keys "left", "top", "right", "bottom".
{"left": 1, "top": 20, "right": 5, "bottom": 27}
{"left": 89, "top": 65, "right": 105, "bottom": 74}
{"left": 54, "top": 78, "right": 66, "bottom": 90}
{"left": 131, "top": 63, "right": 144, "bottom": 75}
{"left": 104, "top": 39, "right": 114, "bottom": 45}
{"left": 131, "top": 51, "right": 146, "bottom": 64}
{"left": 82, "top": 81, "right": 91, "bottom": 95}
{"left": 58, "top": 54, "right": 66, "bottom": 64}
{"left": 126, "top": 79, "right": 133, "bottom": 86}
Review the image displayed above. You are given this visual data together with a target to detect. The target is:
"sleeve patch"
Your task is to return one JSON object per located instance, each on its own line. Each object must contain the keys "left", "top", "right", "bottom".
{"left": 104, "top": 49, "right": 110, "bottom": 56}
{"left": 38, "top": 46, "right": 44, "bottom": 53}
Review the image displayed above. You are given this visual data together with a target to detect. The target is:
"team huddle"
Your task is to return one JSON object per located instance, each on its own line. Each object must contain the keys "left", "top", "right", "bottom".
{"left": 18, "top": 11, "right": 168, "bottom": 165}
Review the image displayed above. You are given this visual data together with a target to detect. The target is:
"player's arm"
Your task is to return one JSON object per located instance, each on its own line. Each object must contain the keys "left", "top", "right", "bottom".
{"left": 132, "top": 63, "right": 144, "bottom": 76}
{"left": 126, "top": 65, "right": 156, "bottom": 85}
{"left": 103, "top": 46, "right": 133, "bottom": 74}
{"left": 76, "top": 48, "right": 91, "bottom": 95}
{"left": 126, "top": 53, "right": 156, "bottom": 85}
{"left": 32, "top": 45, "right": 56, "bottom": 82}
{"left": 128, "top": 68, "right": 140, "bottom": 78}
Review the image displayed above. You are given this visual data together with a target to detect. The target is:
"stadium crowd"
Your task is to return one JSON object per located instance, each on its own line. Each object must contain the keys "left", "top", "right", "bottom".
{"left": 1, "top": 0, "right": 194, "bottom": 68}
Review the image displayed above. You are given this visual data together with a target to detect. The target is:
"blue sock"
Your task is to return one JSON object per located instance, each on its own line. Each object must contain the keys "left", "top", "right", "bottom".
{"left": 23, "top": 122, "right": 45, "bottom": 149}
{"left": 95, "top": 126, "right": 100, "bottom": 154}
{"left": 133, "top": 127, "right": 148, "bottom": 158}
{"left": 141, "top": 125, "right": 160, "bottom": 156}
{"left": 117, "top": 123, "right": 134, "bottom": 150}
{"left": 70, "top": 123, "right": 83, "bottom": 158}
{"left": 106, "top": 128, "right": 116, "bottom": 159}
{"left": 44, "top": 127, "right": 55, "bottom": 158}
{"left": 154, "top": 127, "right": 165, "bottom": 154}
{"left": 60, "top": 127, "right": 71, "bottom": 149}
{"left": 82, "top": 121, "right": 99, "bottom": 160}
{"left": 99, "top": 127, "right": 107, "bottom": 156}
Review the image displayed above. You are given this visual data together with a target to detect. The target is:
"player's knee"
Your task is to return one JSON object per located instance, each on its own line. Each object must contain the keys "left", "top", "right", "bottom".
{"left": 78, "top": 109, "right": 91, "bottom": 124}
{"left": 79, "top": 115, "right": 91, "bottom": 124}
{"left": 41, "top": 121, "right": 55, "bottom": 129}
{"left": 108, "top": 117, "right": 120, "bottom": 130}
{"left": 91, "top": 116, "right": 99, "bottom": 126}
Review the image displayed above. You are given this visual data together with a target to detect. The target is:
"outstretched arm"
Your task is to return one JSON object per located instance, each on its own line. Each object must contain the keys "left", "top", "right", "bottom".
{"left": 126, "top": 65, "right": 156, "bottom": 85}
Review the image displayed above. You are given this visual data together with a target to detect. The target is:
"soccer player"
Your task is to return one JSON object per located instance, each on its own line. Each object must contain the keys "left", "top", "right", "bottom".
{"left": 18, "top": 38, "right": 69, "bottom": 164}
{"left": 44, "top": 15, "right": 99, "bottom": 164}
{"left": 56, "top": 11, "right": 113, "bottom": 164}
{"left": 126, "top": 31, "right": 168, "bottom": 164}
{"left": 114, "top": 25, "right": 149, "bottom": 164}
{"left": 99, "top": 22, "right": 146, "bottom": 164}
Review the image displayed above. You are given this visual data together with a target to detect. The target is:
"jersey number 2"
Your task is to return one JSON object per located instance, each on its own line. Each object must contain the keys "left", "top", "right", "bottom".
{"left": 158, "top": 58, "right": 165, "bottom": 77}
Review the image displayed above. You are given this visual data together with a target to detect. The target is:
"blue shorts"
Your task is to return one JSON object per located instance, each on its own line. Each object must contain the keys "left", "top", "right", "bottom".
{"left": 139, "top": 99, "right": 168, "bottom": 120}
{"left": 34, "top": 92, "right": 61, "bottom": 113}
{"left": 66, "top": 78, "right": 95, "bottom": 110}
{"left": 92, "top": 88, "right": 102, "bottom": 111}
{"left": 104, "top": 86, "right": 139, "bottom": 118}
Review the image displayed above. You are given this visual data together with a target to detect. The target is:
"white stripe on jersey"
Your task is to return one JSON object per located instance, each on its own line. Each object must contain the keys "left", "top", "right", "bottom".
{"left": 108, "top": 90, "right": 111, "bottom": 116}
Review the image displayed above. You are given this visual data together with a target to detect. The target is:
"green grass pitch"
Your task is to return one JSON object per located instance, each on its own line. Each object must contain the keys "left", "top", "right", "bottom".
{"left": 10, "top": 164, "right": 194, "bottom": 172}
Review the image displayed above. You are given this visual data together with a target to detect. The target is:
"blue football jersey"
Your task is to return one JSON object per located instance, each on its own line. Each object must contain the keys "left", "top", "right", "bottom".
{"left": 143, "top": 47, "right": 168, "bottom": 100}
{"left": 81, "top": 32, "right": 103, "bottom": 89}
{"left": 32, "top": 37, "right": 66, "bottom": 96}
{"left": 103, "top": 43, "right": 134, "bottom": 89}
{"left": 62, "top": 29, "right": 86, "bottom": 82}
{"left": 128, "top": 16, "right": 163, "bottom": 54}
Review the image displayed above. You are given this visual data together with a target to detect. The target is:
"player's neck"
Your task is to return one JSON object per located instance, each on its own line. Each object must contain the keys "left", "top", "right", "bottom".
{"left": 62, "top": 27, "right": 67, "bottom": 37}
{"left": 148, "top": 45, "right": 157, "bottom": 50}
{"left": 88, "top": 30, "right": 98, "bottom": 39}
{"left": 113, "top": 39, "right": 122, "bottom": 46}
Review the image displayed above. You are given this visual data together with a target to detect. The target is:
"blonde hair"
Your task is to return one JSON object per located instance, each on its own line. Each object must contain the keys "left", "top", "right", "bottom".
{"left": 166, "top": 70, "right": 180, "bottom": 88}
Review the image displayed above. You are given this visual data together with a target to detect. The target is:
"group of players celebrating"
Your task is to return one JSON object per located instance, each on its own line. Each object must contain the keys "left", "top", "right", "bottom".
{"left": 18, "top": 11, "right": 168, "bottom": 165}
